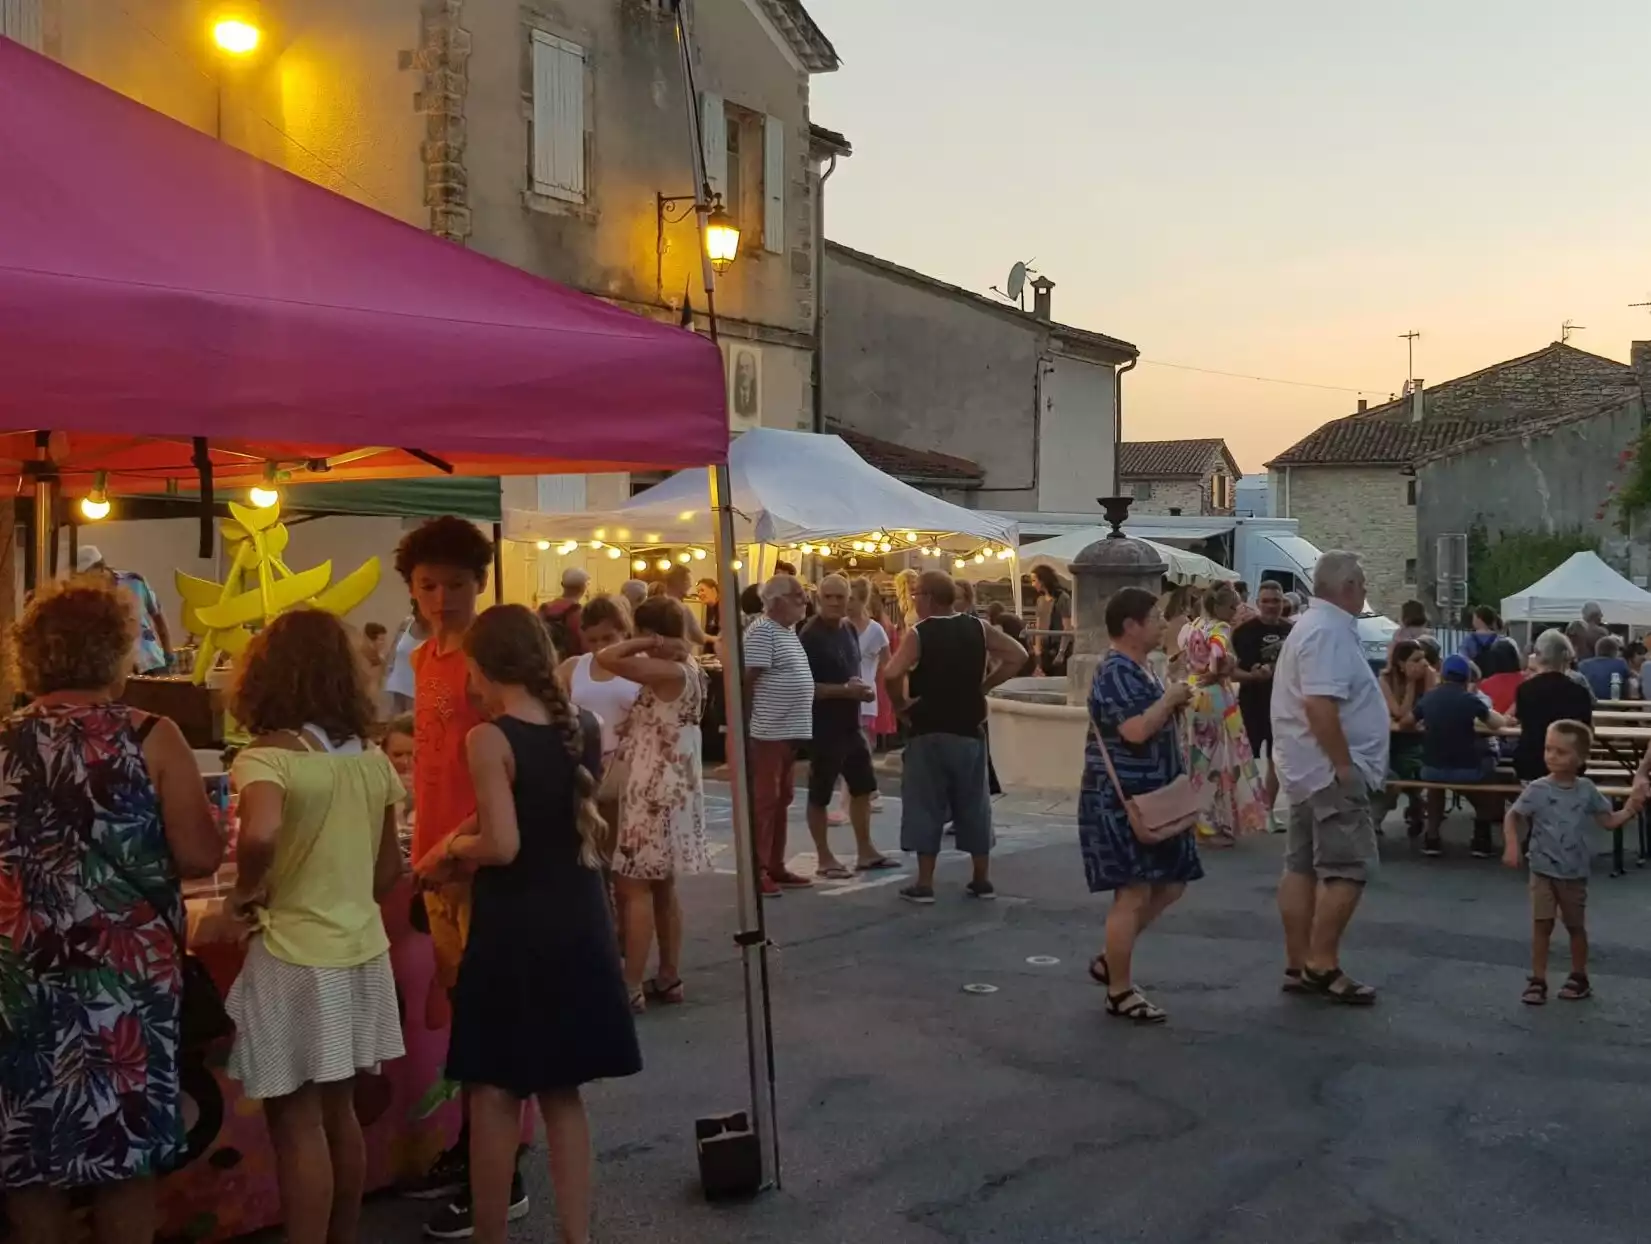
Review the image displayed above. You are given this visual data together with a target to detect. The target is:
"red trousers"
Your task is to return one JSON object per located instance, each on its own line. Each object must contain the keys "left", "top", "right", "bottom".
{"left": 749, "top": 739, "right": 797, "bottom": 878}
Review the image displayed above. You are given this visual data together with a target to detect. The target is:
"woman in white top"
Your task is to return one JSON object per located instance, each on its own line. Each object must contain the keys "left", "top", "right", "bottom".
{"left": 383, "top": 606, "right": 427, "bottom": 714}
{"left": 847, "top": 578, "right": 890, "bottom": 814}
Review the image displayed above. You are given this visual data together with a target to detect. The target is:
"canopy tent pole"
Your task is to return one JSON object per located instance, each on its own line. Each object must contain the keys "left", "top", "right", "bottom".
{"left": 673, "top": 0, "right": 779, "bottom": 1190}
{"left": 29, "top": 433, "right": 56, "bottom": 590}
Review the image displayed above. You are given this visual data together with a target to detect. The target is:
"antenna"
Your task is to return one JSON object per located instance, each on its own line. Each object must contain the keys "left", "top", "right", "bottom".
{"left": 1631, "top": 296, "right": 1651, "bottom": 314}
{"left": 1398, "top": 330, "right": 1420, "bottom": 387}
{"left": 1561, "top": 319, "right": 1585, "bottom": 344}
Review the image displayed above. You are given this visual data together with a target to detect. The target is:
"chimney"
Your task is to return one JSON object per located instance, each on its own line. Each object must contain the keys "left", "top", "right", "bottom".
{"left": 1633, "top": 341, "right": 1651, "bottom": 388}
{"left": 1410, "top": 379, "right": 1425, "bottom": 424}
{"left": 1357, "top": 398, "right": 1368, "bottom": 413}
{"left": 1030, "top": 275, "right": 1055, "bottom": 322}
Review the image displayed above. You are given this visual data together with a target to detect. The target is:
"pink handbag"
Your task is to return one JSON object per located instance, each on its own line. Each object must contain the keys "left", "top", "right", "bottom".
{"left": 1090, "top": 722, "right": 1200, "bottom": 845}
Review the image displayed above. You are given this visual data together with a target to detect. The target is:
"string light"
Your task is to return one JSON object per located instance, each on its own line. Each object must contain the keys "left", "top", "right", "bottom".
{"left": 633, "top": 558, "right": 647, "bottom": 572}
{"left": 536, "top": 540, "right": 551, "bottom": 551}
{"left": 693, "top": 548, "right": 707, "bottom": 560}
{"left": 249, "top": 463, "right": 281, "bottom": 509}
{"left": 80, "top": 472, "right": 111, "bottom": 521}
{"left": 656, "top": 558, "right": 671, "bottom": 571}
{"left": 954, "top": 558, "right": 966, "bottom": 569}
{"left": 731, "top": 559, "right": 743, "bottom": 570}
{"left": 904, "top": 531, "right": 918, "bottom": 542}
{"left": 606, "top": 547, "right": 622, "bottom": 560}
{"left": 677, "top": 552, "right": 692, "bottom": 564}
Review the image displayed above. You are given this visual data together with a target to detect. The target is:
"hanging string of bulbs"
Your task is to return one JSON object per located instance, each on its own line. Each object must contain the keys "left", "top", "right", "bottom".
{"left": 525, "top": 526, "right": 1011, "bottom": 576}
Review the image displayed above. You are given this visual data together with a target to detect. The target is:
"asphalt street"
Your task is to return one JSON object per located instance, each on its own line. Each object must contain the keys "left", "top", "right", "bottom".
{"left": 358, "top": 786, "right": 1651, "bottom": 1244}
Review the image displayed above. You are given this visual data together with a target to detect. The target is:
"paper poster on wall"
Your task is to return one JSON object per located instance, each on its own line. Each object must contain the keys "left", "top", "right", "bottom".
{"left": 722, "top": 340, "right": 762, "bottom": 431}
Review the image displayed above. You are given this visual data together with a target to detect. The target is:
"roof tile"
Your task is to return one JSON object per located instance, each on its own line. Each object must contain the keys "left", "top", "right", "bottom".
{"left": 1118, "top": 438, "right": 1232, "bottom": 479}
{"left": 830, "top": 426, "right": 984, "bottom": 482}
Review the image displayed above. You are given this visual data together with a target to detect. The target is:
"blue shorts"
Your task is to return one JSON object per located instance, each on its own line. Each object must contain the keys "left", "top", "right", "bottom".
{"left": 899, "top": 733, "right": 995, "bottom": 857}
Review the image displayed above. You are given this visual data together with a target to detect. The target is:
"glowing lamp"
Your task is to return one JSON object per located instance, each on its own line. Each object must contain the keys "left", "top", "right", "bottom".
{"left": 705, "top": 202, "right": 741, "bottom": 273}
{"left": 633, "top": 558, "right": 648, "bottom": 572}
{"left": 656, "top": 558, "right": 672, "bottom": 572}
{"left": 536, "top": 540, "right": 552, "bottom": 551}
{"left": 212, "top": 17, "right": 261, "bottom": 55}
{"left": 607, "top": 547, "right": 622, "bottom": 560}
{"left": 81, "top": 472, "right": 111, "bottom": 522}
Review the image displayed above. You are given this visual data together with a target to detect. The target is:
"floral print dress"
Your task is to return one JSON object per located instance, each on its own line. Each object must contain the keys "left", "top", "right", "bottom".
{"left": 612, "top": 663, "right": 712, "bottom": 881}
{"left": 1182, "top": 619, "right": 1268, "bottom": 840}
{"left": 0, "top": 702, "right": 185, "bottom": 1188}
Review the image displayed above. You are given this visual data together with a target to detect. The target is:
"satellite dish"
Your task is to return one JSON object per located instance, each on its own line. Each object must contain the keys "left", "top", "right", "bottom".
{"left": 1005, "top": 262, "right": 1028, "bottom": 304}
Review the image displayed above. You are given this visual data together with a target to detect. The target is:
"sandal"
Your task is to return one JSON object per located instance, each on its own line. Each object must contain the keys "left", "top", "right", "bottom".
{"left": 1281, "top": 967, "right": 1311, "bottom": 995}
{"left": 854, "top": 857, "right": 901, "bottom": 872}
{"left": 1089, "top": 954, "right": 1110, "bottom": 987}
{"left": 646, "top": 977, "right": 685, "bottom": 1006}
{"left": 816, "top": 864, "right": 854, "bottom": 881}
{"left": 1302, "top": 966, "right": 1377, "bottom": 1006}
{"left": 628, "top": 989, "right": 647, "bottom": 1016}
{"left": 1521, "top": 977, "right": 1548, "bottom": 1006}
{"left": 1105, "top": 988, "right": 1167, "bottom": 1025}
{"left": 1558, "top": 972, "right": 1592, "bottom": 1001}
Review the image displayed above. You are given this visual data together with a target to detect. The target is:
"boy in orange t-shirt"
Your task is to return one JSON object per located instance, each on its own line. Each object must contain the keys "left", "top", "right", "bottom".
{"left": 395, "top": 518, "right": 527, "bottom": 1231}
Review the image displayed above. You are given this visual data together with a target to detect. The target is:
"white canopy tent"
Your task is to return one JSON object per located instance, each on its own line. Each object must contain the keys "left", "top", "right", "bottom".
{"left": 1019, "top": 528, "right": 1233, "bottom": 586}
{"left": 503, "top": 426, "right": 1017, "bottom": 552}
{"left": 1501, "top": 551, "right": 1651, "bottom": 627}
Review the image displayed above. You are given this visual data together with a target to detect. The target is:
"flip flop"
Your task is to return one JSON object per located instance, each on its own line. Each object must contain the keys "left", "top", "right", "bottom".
{"left": 854, "top": 857, "right": 901, "bottom": 872}
{"left": 816, "top": 865, "right": 854, "bottom": 880}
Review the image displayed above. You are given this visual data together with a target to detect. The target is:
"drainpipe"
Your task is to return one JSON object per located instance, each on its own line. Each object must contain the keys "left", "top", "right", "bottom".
{"left": 1113, "top": 355, "right": 1138, "bottom": 497}
{"left": 810, "top": 154, "right": 839, "bottom": 434}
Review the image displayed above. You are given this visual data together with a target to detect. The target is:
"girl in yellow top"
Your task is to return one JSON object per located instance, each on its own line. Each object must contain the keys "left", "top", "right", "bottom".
{"left": 227, "top": 610, "right": 407, "bottom": 1244}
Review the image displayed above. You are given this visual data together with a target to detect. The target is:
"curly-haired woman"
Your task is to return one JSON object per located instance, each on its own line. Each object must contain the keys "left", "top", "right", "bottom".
{"left": 0, "top": 581, "right": 221, "bottom": 1244}
{"left": 227, "top": 609, "right": 408, "bottom": 1244}
{"left": 415, "top": 605, "right": 639, "bottom": 1244}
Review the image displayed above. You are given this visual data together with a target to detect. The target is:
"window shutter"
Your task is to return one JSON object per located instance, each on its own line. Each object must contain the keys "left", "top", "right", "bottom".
{"left": 762, "top": 114, "right": 785, "bottom": 253}
{"left": 1, "top": 0, "right": 43, "bottom": 50}
{"left": 700, "top": 91, "right": 726, "bottom": 200}
{"left": 531, "top": 32, "right": 586, "bottom": 202}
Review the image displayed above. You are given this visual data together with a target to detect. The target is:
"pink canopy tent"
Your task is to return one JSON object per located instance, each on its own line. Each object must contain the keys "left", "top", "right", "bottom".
{"left": 0, "top": 37, "right": 727, "bottom": 492}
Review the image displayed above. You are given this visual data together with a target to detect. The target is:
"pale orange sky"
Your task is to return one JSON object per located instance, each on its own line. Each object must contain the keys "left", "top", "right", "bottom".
{"left": 809, "top": 0, "right": 1651, "bottom": 473}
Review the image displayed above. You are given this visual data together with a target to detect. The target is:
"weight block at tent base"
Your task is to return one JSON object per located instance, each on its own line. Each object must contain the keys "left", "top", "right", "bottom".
{"left": 695, "top": 1111, "right": 761, "bottom": 1201}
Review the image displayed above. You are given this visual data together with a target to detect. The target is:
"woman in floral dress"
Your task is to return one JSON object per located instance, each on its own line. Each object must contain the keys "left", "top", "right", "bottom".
{"left": 1182, "top": 586, "right": 1267, "bottom": 845}
{"left": 0, "top": 581, "right": 221, "bottom": 1242}
{"left": 594, "top": 596, "right": 710, "bottom": 1013}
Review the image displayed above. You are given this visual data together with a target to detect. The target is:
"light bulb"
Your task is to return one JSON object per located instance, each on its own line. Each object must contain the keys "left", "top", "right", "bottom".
{"left": 249, "top": 486, "right": 279, "bottom": 509}
{"left": 974, "top": 554, "right": 985, "bottom": 564}
{"left": 693, "top": 548, "right": 707, "bottom": 560}
{"left": 80, "top": 496, "right": 110, "bottom": 521}
{"left": 536, "top": 540, "right": 551, "bottom": 551}
{"left": 879, "top": 542, "right": 892, "bottom": 553}
{"left": 589, "top": 540, "right": 603, "bottom": 549}
{"left": 607, "top": 547, "right": 622, "bottom": 560}
{"left": 904, "top": 531, "right": 917, "bottom": 543}
{"left": 656, "top": 558, "right": 671, "bottom": 572}
{"left": 731, "top": 559, "right": 743, "bottom": 570}
{"left": 799, "top": 544, "right": 813, "bottom": 555}
{"left": 678, "top": 552, "right": 692, "bottom": 564}
{"left": 954, "top": 558, "right": 966, "bottom": 569}
{"left": 212, "top": 18, "right": 261, "bottom": 55}
{"left": 633, "top": 559, "right": 647, "bottom": 572}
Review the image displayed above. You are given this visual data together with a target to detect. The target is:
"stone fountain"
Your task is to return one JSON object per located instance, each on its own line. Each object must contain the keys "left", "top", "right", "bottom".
{"left": 986, "top": 497, "right": 1167, "bottom": 794}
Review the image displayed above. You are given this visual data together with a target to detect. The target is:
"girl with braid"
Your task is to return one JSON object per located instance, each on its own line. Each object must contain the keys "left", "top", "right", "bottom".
{"left": 594, "top": 596, "right": 711, "bottom": 1013}
{"left": 416, "top": 604, "right": 640, "bottom": 1244}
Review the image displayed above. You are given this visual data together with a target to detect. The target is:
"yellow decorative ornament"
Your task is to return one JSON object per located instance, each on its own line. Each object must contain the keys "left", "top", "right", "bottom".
{"left": 175, "top": 499, "right": 382, "bottom": 683}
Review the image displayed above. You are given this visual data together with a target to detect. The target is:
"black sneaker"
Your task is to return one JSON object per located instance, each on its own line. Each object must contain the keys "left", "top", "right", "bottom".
{"left": 965, "top": 879, "right": 996, "bottom": 900}
{"left": 403, "top": 1144, "right": 467, "bottom": 1201}
{"left": 423, "top": 1175, "right": 530, "bottom": 1240}
{"left": 1470, "top": 835, "right": 1496, "bottom": 860}
{"left": 899, "top": 883, "right": 936, "bottom": 905}
{"left": 1421, "top": 833, "right": 1443, "bottom": 858}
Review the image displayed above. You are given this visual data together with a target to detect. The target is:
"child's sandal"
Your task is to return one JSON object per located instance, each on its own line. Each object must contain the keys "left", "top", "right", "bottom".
{"left": 1521, "top": 977, "right": 1547, "bottom": 1006}
{"left": 1558, "top": 972, "right": 1591, "bottom": 1001}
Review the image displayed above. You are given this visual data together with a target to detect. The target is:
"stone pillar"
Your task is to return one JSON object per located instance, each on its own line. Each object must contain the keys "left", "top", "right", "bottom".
{"left": 1065, "top": 498, "right": 1168, "bottom": 705}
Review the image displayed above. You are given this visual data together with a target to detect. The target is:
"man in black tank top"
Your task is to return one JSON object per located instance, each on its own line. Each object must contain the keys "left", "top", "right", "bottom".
{"left": 885, "top": 571, "right": 1029, "bottom": 904}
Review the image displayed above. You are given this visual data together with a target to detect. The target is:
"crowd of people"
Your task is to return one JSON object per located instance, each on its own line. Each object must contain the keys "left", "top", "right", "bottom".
{"left": 1080, "top": 552, "right": 1651, "bottom": 1023}
{"left": 9, "top": 519, "right": 1651, "bottom": 1243}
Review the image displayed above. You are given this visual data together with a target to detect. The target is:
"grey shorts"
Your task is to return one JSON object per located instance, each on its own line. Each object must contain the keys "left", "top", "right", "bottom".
{"left": 900, "top": 732, "right": 995, "bottom": 857}
{"left": 1284, "top": 774, "right": 1379, "bottom": 884}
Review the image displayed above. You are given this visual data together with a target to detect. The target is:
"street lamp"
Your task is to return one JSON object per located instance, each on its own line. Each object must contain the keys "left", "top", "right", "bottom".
{"left": 657, "top": 191, "right": 742, "bottom": 278}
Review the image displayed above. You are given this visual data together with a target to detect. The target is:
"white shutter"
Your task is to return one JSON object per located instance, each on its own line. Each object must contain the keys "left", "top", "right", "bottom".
{"left": 1, "top": 0, "right": 43, "bottom": 51}
{"left": 762, "top": 114, "right": 785, "bottom": 253}
{"left": 531, "top": 31, "right": 585, "bottom": 202}
{"left": 700, "top": 91, "right": 726, "bottom": 201}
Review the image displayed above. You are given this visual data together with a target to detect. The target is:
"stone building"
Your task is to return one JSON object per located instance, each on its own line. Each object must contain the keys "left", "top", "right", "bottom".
{"left": 1118, "top": 438, "right": 1241, "bottom": 516}
{"left": 10, "top": 0, "right": 840, "bottom": 599}
{"left": 1414, "top": 342, "right": 1651, "bottom": 606}
{"left": 1267, "top": 342, "right": 1638, "bottom": 614}
{"left": 821, "top": 242, "right": 1139, "bottom": 514}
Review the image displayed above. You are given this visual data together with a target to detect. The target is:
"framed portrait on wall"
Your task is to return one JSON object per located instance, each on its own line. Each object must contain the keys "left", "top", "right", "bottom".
{"left": 722, "top": 340, "right": 762, "bottom": 431}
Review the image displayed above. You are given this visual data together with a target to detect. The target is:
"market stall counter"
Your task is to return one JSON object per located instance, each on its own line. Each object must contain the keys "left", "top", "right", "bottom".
{"left": 161, "top": 873, "right": 458, "bottom": 1241}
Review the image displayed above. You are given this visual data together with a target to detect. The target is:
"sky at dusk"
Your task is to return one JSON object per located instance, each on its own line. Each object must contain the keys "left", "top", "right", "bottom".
{"left": 808, "top": 0, "right": 1651, "bottom": 472}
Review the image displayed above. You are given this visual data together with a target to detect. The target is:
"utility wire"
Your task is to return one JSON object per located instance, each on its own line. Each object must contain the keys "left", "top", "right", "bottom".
{"left": 1137, "top": 358, "right": 1388, "bottom": 397}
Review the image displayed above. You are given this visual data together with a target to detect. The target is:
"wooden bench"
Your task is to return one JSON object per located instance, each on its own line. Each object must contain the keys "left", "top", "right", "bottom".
{"left": 1384, "top": 778, "right": 1641, "bottom": 876}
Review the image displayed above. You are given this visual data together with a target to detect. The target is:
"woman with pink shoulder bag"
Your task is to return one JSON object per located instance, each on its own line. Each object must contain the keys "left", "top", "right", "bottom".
{"left": 1078, "top": 586, "right": 1202, "bottom": 1026}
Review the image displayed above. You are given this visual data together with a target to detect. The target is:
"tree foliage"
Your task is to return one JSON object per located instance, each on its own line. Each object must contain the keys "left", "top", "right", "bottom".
{"left": 1465, "top": 524, "right": 1596, "bottom": 623}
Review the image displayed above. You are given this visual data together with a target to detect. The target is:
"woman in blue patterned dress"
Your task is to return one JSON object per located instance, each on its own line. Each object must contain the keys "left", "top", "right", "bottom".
{"left": 0, "top": 581, "right": 222, "bottom": 1243}
{"left": 1079, "top": 586, "right": 1202, "bottom": 1025}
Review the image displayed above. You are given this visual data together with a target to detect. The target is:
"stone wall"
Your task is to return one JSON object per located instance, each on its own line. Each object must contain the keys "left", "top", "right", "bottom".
{"left": 1124, "top": 479, "right": 1207, "bottom": 516}
{"left": 1416, "top": 398, "right": 1648, "bottom": 605}
{"left": 1416, "top": 346, "right": 1636, "bottom": 425}
{"left": 1279, "top": 466, "right": 1415, "bottom": 616}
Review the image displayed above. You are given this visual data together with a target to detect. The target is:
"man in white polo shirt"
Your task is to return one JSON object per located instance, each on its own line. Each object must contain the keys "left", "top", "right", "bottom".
{"left": 743, "top": 574, "right": 816, "bottom": 897}
{"left": 1270, "top": 550, "right": 1389, "bottom": 1005}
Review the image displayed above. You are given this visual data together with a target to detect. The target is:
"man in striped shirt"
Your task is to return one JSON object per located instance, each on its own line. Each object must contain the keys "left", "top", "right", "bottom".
{"left": 744, "top": 574, "right": 816, "bottom": 897}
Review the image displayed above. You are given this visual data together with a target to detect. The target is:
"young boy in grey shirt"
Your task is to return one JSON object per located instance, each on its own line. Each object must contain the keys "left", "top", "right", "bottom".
{"left": 1504, "top": 720, "right": 1644, "bottom": 1004}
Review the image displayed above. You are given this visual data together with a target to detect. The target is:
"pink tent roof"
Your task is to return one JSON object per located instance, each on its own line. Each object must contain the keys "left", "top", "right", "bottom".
{"left": 0, "top": 38, "right": 728, "bottom": 492}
